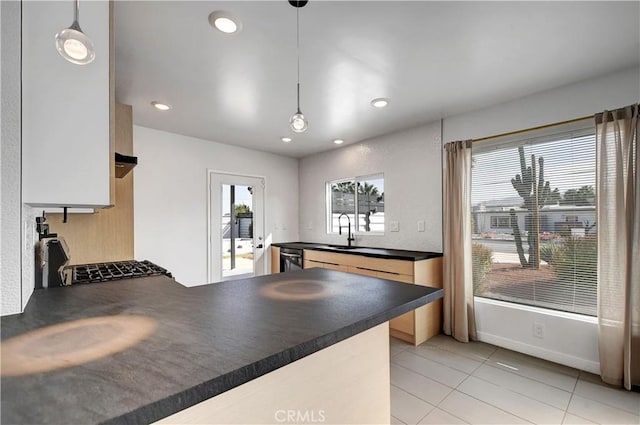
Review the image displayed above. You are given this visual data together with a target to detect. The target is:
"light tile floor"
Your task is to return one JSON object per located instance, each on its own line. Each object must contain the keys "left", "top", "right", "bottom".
{"left": 390, "top": 335, "right": 640, "bottom": 425}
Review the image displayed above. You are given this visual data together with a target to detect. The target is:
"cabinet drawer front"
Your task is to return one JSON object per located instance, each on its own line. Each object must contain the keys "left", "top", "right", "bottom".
{"left": 323, "top": 263, "right": 349, "bottom": 272}
{"left": 303, "top": 260, "right": 325, "bottom": 269}
{"left": 347, "top": 266, "right": 378, "bottom": 277}
{"left": 304, "top": 250, "right": 414, "bottom": 276}
{"left": 303, "top": 250, "right": 347, "bottom": 265}
{"left": 356, "top": 256, "right": 414, "bottom": 276}
{"left": 377, "top": 271, "right": 413, "bottom": 284}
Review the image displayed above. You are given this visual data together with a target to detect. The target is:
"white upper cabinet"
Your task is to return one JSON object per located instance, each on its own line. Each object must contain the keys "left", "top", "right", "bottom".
{"left": 22, "top": 0, "right": 112, "bottom": 208}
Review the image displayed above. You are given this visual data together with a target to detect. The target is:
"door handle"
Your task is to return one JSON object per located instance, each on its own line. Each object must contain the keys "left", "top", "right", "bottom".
{"left": 256, "top": 244, "right": 263, "bottom": 249}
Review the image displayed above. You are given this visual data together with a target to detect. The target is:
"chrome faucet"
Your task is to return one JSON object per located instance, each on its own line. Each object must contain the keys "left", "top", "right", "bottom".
{"left": 338, "top": 213, "right": 355, "bottom": 247}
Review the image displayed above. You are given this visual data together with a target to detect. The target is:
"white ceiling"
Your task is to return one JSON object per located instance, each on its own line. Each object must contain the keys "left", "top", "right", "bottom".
{"left": 114, "top": 1, "right": 640, "bottom": 158}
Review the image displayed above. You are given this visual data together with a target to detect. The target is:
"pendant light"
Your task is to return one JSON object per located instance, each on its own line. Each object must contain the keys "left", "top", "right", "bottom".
{"left": 55, "top": 0, "right": 95, "bottom": 65}
{"left": 289, "top": 0, "right": 308, "bottom": 133}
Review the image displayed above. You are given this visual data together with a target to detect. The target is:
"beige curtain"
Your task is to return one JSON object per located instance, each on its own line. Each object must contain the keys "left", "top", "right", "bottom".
{"left": 443, "top": 140, "right": 477, "bottom": 342}
{"left": 596, "top": 104, "right": 639, "bottom": 390}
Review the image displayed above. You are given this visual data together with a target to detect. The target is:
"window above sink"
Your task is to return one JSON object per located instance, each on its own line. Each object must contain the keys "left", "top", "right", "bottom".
{"left": 326, "top": 174, "right": 385, "bottom": 235}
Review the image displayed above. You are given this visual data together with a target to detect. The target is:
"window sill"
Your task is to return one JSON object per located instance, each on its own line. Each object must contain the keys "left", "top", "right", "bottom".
{"left": 474, "top": 296, "right": 598, "bottom": 324}
{"left": 326, "top": 232, "right": 386, "bottom": 236}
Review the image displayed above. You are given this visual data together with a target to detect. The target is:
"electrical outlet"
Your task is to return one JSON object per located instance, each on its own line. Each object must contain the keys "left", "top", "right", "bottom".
{"left": 533, "top": 322, "right": 545, "bottom": 339}
{"left": 418, "top": 220, "right": 425, "bottom": 232}
{"left": 389, "top": 221, "right": 399, "bottom": 232}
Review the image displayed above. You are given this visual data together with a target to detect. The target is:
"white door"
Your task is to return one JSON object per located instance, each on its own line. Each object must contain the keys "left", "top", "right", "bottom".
{"left": 209, "top": 172, "right": 265, "bottom": 283}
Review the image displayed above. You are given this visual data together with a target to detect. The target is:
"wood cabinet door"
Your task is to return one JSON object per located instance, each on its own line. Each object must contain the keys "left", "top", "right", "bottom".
{"left": 270, "top": 247, "right": 280, "bottom": 273}
{"left": 390, "top": 312, "right": 415, "bottom": 335}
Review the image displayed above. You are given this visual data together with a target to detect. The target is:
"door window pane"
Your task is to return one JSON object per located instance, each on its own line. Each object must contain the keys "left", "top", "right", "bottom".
{"left": 222, "top": 184, "right": 254, "bottom": 279}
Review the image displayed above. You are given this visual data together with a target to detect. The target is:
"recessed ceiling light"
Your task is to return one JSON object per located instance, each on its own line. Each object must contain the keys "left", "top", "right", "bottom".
{"left": 151, "top": 101, "right": 171, "bottom": 111}
{"left": 371, "top": 98, "right": 389, "bottom": 108}
{"left": 208, "top": 11, "right": 242, "bottom": 34}
{"left": 333, "top": 139, "right": 344, "bottom": 145}
{"left": 281, "top": 137, "right": 292, "bottom": 143}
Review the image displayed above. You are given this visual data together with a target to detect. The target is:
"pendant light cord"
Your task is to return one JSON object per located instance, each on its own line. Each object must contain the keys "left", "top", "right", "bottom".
{"left": 296, "top": 6, "right": 301, "bottom": 112}
{"left": 74, "top": 0, "right": 79, "bottom": 22}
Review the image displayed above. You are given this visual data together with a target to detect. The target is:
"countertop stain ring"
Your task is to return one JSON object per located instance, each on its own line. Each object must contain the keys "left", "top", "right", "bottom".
{"left": 1, "top": 315, "right": 157, "bottom": 376}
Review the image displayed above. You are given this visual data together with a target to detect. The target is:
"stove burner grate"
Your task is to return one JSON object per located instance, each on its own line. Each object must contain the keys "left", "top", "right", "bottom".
{"left": 67, "top": 260, "right": 172, "bottom": 285}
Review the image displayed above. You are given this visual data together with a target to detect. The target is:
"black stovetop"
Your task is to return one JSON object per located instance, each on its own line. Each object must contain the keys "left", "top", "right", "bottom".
{"left": 66, "top": 260, "right": 172, "bottom": 284}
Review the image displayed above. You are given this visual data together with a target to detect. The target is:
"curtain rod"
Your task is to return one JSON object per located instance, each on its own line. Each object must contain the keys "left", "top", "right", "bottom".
{"left": 472, "top": 115, "right": 592, "bottom": 143}
{"left": 594, "top": 104, "right": 638, "bottom": 124}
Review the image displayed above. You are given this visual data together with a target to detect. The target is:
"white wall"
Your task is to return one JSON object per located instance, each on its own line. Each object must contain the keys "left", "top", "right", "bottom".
{"left": 444, "top": 66, "right": 640, "bottom": 142}
{"left": 475, "top": 298, "right": 599, "bottom": 374}
{"left": 443, "top": 66, "right": 640, "bottom": 372}
{"left": 299, "top": 122, "right": 442, "bottom": 252}
{"left": 1, "top": 1, "right": 38, "bottom": 316}
{"left": 0, "top": 0, "right": 22, "bottom": 316}
{"left": 133, "top": 126, "right": 299, "bottom": 286}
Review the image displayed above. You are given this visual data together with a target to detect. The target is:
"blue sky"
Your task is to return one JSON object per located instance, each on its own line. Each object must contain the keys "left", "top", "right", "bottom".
{"left": 222, "top": 184, "right": 253, "bottom": 215}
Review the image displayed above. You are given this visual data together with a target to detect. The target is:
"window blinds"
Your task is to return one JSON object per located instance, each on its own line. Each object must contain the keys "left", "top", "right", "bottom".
{"left": 471, "top": 124, "right": 597, "bottom": 316}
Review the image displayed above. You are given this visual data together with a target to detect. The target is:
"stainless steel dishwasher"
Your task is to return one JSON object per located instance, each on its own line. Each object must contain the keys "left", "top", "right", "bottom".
{"left": 279, "top": 247, "right": 303, "bottom": 272}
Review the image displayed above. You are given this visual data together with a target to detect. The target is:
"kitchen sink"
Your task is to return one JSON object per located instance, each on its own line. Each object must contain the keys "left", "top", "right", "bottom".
{"left": 327, "top": 245, "right": 358, "bottom": 250}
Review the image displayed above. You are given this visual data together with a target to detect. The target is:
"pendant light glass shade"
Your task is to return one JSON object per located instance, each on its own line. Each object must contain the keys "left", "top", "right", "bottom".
{"left": 289, "top": 4, "right": 308, "bottom": 133}
{"left": 55, "top": 0, "right": 95, "bottom": 65}
{"left": 289, "top": 110, "right": 308, "bottom": 133}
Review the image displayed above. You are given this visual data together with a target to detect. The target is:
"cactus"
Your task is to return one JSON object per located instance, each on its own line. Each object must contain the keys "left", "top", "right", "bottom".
{"left": 510, "top": 146, "right": 553, "bottom": 269}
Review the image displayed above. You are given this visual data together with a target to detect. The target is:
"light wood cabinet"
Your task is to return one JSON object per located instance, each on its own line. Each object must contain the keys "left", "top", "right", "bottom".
{"left": 47, "top": 104, "right": 133, "bottom": 265}
{"left": 270, "top": 246, "right": 280, "bottom": 273}
{"left": 304, "top": 249, "right": 442, "bottom": 345}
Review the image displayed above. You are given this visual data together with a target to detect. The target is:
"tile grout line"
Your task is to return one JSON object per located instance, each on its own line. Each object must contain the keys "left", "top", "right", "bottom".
{"left": 468, "top": 369, "right": 572, "bottom": 413}
{"left": 425, "top": 340, "right": 500, "bottom": 363}
{"left": 573, "top": 376, "right": 640, "bottom": 416}
{"left": 406, "top": 345, "right": 488, "bottom": 375}
{"left": 483, "top": 356, "right": 578, "bottom": 393}
{"left": 394, "top": 338, "right": 638, "bottom": 425}
{"left": 446, "top": 347, "right": 539, "bottom": 425}
{"left": 477, "top": 349, "right": 580, "bottom": 422}
{"left": 490, "top": 348, "right": 581, "bottom": 379}
{"left": 390, "top": 361, "right": 464, "bottom": 392}
{"left": 410, "top": 350, "right": 482, "bottom": 374}
{"left": 560, "top": 364, "right": 580, "bottom": 425}
{"left": 391, "top": 383, "right": 437, "bottom": 424}
{"left": 449, "top": 388, "right": 538, "bottom": 425}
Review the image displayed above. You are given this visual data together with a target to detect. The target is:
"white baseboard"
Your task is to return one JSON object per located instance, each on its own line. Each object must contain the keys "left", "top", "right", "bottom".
{"left": 477, "top": 331, "right": 600, "bottom": 375}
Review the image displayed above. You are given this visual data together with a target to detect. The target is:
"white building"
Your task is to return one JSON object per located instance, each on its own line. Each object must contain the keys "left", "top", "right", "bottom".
{"left": 473, "top": 203, "right": 596, "bottom": 235}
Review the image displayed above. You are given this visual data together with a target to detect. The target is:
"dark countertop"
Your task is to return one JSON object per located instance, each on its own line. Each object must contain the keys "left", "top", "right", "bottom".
{"left": 1, "top": 268, "right": 443, "bottom": 425}
{"left": 271, "top": 241, "right": 443, "bottom": 261}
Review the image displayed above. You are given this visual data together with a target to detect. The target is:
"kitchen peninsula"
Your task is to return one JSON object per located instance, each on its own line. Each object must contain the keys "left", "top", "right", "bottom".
{"left": 272, "top": 243, "right": 444, "bottom": 345}
{"left": 1, "top": 268, "right": 442, "bottom": 424}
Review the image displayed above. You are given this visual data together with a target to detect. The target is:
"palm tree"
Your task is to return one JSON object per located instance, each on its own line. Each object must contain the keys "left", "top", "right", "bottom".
{"left": 358, "top": 182, "right": 382, "bottom": 231}
{"left": 332, "top": 182, "right": 355, "bottom": 193}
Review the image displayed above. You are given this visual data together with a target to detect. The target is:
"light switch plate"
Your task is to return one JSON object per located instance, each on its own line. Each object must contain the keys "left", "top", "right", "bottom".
{"left": 389, "top": 221, "right": 399, "bottom": 232}
{"left": 418, "top": 220, "right": 425, "bottom": 232}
